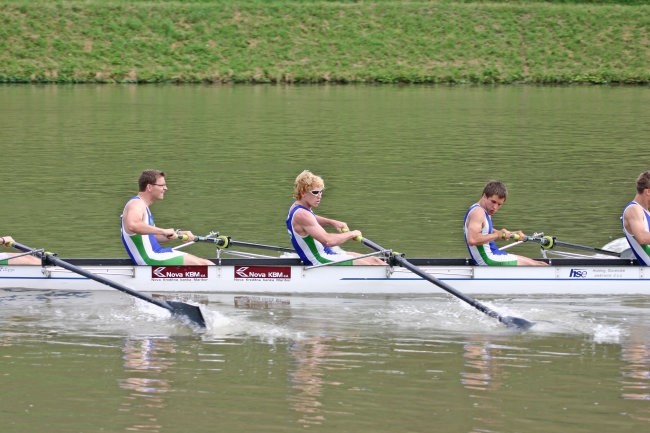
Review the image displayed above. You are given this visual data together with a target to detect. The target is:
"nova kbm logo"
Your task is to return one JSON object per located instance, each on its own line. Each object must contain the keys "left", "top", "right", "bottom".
{"left": 152, "top": 266, "right": 208, "bottom": 279}
{"left": 234, "top": 266, "right": 291, "bottom": 280}
{"left": 569, "top": 268, "right": 588, "bottom": 278}
{"left": 153, "top": 267, "right": 171, "bottom": 278}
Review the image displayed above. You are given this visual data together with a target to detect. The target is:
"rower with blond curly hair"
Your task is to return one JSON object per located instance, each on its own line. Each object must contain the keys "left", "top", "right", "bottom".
{"left": 286, "top": 170, "right": 385, "bottom": 266}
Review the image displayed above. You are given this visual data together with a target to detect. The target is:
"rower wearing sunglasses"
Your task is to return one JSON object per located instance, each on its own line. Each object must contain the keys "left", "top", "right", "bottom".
{"left": 286, "top": 170, "right": 385, "bottom": 266}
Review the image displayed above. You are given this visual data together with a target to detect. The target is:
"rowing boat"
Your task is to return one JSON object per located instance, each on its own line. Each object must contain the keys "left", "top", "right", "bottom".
{"left": 1, "top": 254, "right": 647, "bottom": 296}
{"left": 2, "top": 234, "right": 644, "bottom": 298}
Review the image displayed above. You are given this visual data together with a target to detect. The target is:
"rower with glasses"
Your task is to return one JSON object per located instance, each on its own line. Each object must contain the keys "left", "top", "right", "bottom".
{"left": 120, "top": 169, "right": 213, "bottom": 266}
{"left": 286, "top": 170, "right": 385, "bottom": 266}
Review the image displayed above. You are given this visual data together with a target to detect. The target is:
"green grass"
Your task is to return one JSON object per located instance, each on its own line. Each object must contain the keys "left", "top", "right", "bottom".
{"left": 1, "top": 0, "right": 648, "bottom": 84}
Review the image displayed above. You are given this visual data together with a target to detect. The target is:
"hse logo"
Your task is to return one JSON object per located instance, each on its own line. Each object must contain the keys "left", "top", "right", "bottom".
{"left": 234, "top": 266, "right": 291, "bottom": 280}
{"left": 152, "top": 266, "right": 208, "bottom": 279}
{"left": 569, "top": 268, "right": 588, "bottom": 278}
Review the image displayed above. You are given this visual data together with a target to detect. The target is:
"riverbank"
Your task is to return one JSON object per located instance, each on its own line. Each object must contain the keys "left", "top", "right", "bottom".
{"left": 2, "top": 0, "right": 648, "bottom": 84}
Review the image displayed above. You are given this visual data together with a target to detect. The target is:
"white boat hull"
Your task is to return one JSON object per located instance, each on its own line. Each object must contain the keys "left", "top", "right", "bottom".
{"left": 1, "top": 257, "right": 648, "bottom": 296}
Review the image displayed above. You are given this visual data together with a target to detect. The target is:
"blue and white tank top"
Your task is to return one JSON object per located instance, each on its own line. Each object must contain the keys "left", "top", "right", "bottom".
{"left": 121, "top": 196, "right": 182, "bottom": 265}
{"left": 463, "top": 203, "right": 515, "bottom": 266}
{"left": 621, "top": 201, "right": 650, "bottom": 266}
{"left": 286, "top": 204, "right": 351, "bottom": 266}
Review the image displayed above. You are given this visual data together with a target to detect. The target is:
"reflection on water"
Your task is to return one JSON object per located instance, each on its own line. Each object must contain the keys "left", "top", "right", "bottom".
{"left": 461, "top": 337, "right": 504, "bottom": 433}
{"left": 119, "top": 337, "right": 176, "bottom": 433}
{"left": 461, "top": 338, "right": 500, "bottom": 391}
{"left": 621, "top": 327, "right": 650, "bottom": 404}
{"left": 287, "top": 338, "right": 331, "bottom": 427}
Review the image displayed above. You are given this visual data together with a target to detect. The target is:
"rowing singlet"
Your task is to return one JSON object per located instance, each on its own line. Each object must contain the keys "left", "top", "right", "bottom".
{"left": 120, "top": 196, "right": 185, "bottom": 265}
{"left": 285, "top": 204, "right": 354, "bottom": 266}
{"left": 621, "top": 201, "right": 650, "bottom": 266}
{"left": 463, "top": 203, "right": 517, "bottom": 266}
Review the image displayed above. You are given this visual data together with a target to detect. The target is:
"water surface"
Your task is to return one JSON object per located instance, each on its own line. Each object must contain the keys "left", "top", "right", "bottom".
{"left": 2, "top": 84, "right": 650, "bottom": 433}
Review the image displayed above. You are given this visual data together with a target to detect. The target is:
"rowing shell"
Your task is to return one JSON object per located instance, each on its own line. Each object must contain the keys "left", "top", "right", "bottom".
{"left": 1, "top": 256, "right": 647, "bottom": 296}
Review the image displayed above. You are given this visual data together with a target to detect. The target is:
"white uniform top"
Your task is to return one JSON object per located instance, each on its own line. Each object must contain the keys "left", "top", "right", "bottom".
{"left": 285, "top": 204, "right": 355, "bottom": 266}
{"left": 121, "top": 196, "right": 185, "bottom": 265}
{"left": 622, "top": 201, "right": 650, "bottom": 266}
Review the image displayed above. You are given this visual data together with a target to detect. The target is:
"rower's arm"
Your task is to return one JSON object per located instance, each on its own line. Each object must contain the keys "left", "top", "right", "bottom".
{"left": 624, "top": 206, "right": 650, "bottom": 245}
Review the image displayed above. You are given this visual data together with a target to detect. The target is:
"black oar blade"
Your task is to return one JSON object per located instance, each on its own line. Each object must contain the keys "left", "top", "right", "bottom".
{"left": 501, "top": 316, "right": 534, "bottom": 330}
{"left": 167, "top": 301, "right": 206, "bottom": 328}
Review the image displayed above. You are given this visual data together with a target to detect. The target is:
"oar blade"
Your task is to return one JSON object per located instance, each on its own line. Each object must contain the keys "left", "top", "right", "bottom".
{"left": 501, "top": 316, "right": 534, "bottom": 331}
{"left": 167, "top": 301, "right": 206, "bottom": 328}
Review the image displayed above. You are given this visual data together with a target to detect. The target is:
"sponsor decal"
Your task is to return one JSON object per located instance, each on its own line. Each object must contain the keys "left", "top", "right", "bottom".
{"left": 569, "top": 268, "right": 587, "bottom": 278}
{"left": 234, "top": 266, "right": 291, "bottom": 281}
{"left": 152, "top": 266, "right": 208, "bottom": 280}
{"left": 569, "top": 268, "right": 628, "bottom": 279}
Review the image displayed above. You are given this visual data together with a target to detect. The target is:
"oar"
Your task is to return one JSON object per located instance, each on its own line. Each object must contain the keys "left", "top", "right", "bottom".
{"left": 359, "top": 237, "right": 534, "bottom": 330}
{"left": 523, "top": 234, "right": 621, "bottom": 257}
{"left": 10, "top": 241, "right": 206, "bottom": 328}
{"left": 187, "top": 233, "right": 295, "bottom": 254}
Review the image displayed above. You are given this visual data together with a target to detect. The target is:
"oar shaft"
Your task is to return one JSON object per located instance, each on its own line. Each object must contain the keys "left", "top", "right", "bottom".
{"left": 55, "top": 255, "right": 171, "bottom": 309}
{"left": 11, "top": 242, "right": 205, "bottom": 328}
{"left": 360, "top": 238, "right": 533, "bottom": 330}
{"left": 552, "top": 239, "right": 620, "bottom": 256}
{"left": 193, "top": 235, "right": 294, "bottom": 253}
{"left": 12, "top": 242, "right": 169, "bottom": 307}
{"left": 229, "top": 239, "right": 295, "bottom": 253}
{"left": 361, "top": 238, "right": 499, "bottom": 319}
{"left": 358, "top": 237, "right": 385, "bottom": 253}
{"left": 527, "top": 235, "right": 621, "bottom": 257}
{"left": 395, "top": 255, "right": 501, "bottom": 320}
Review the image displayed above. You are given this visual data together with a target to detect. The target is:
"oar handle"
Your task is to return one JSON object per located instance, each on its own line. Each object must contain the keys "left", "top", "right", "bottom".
{"left": 174, "top": 232, "right": 229, "bottom": 246}
{"left": 341, "top": 226, "right": 363, "bottom": 242}
{"left": 507, "top": 233, "right": 537, "bottom": 242}
{"left": 4, "top": 240, "right": 43, "bottom": 260}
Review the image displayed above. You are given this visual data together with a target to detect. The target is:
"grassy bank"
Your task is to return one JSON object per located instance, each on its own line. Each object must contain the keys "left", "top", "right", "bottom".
{"left": 1, "top": 0, "right": 648, "bottom": 84}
